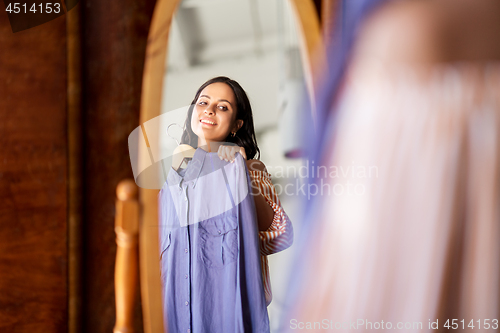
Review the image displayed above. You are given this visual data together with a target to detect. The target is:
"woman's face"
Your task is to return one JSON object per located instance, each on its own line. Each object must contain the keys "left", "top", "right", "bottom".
{"left": 191, "top": 82, "right": 243, "bottom": 145}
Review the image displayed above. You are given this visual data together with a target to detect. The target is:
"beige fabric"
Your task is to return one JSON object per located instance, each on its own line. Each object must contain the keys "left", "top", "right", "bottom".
{"left": 287, "top": 63, "right": 500, "bottom": 332}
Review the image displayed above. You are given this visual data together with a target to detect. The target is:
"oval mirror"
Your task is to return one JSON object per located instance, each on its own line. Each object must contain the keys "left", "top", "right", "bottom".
{"left": 130, "top": 1, "right": 325, "bottom": 332}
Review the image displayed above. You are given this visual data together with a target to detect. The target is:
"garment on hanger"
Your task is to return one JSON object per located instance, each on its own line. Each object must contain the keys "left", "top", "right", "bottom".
{"left": 158, "top": 148, "right": 270, "bottom": 333}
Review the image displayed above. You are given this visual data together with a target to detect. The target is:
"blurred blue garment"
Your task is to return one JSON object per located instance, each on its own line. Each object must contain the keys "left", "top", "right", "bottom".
{"left": 280, "top": 0, "right": 391, "bottom": 328}
{"left": 294, "top": 0, "right": 391, "bottom": 254}
{"left": 308, "top": 0, "right": 389, "bottom": 174}
{"left": 158, "top": 148, "right": 270, "bottom": 333}
{"left": 296, "top": 0, "right": 391, "bottom": 230}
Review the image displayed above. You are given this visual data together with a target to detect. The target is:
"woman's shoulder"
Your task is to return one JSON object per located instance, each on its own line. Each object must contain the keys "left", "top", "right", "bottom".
{"left": 355, "top": 0, "right": 500, "bottom": 66}
{"left": 354, "top": 1, "right": 444, "bottom": 66}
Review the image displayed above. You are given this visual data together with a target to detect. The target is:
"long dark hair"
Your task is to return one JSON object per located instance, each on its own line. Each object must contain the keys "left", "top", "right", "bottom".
{"left": 180, "top": 76, "right": 260, "bottom": 160}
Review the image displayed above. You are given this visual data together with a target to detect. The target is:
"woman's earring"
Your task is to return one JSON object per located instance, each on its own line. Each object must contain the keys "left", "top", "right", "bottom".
{"left": 230, "top": 132, "right": 236, "bottom": 137}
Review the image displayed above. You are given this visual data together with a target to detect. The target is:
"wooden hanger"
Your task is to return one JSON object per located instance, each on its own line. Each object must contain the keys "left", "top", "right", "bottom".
{"left": 167, "top": 123, "right": 196, "bottom": 171}
{"left": 172, "top": 144, "right": 195, "bottom": 171}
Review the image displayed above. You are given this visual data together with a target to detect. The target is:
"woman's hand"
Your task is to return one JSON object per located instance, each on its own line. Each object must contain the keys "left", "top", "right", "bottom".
{"left": 217, "top": 145, "right": 247, "bottom": 162}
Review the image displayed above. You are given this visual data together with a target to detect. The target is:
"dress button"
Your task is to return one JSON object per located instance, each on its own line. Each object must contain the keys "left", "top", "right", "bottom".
{"left": 184, "top": 248, "right": 188, "bottom": 253}
{"left": 218, "top": 230, "right": 221, "bottom": 234}
{"left": 185, "top": 274, "right": 188, "bottom": 279}
{"left": 184, "top": 196, "right": 187, "bottom": 201}
{"left": 185, "top": 301, "right": 189, "bottom": 306}
{"left": 187, "top": 329, "right": 191, "bottom": 333}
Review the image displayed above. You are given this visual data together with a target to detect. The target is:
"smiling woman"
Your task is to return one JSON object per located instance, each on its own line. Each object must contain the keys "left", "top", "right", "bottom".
{"left": 181, "top": 77, "right": 258, "bottom": 159}
{"left": 158, "top": 75, "right": 293, "bottom": 331}
{"left": 179, "top": 76, "right": 280, "bottom": 232}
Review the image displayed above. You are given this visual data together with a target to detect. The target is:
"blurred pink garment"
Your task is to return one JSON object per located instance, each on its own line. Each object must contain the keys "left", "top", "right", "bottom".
{"left": 286, "top": 62, "right": 500, "bottom": 332}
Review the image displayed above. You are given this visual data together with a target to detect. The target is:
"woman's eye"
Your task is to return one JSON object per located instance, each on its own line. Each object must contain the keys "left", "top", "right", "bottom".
{"left": 218, "top": 105, "right": 228, "bottom": 111}
{"left": 198, "top": 101, "right": 207, "bottom": 105}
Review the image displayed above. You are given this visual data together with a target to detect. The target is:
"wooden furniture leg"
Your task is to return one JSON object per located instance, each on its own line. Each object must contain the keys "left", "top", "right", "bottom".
{"left": 113, "top": 179, "right": 139, "bottom": 333}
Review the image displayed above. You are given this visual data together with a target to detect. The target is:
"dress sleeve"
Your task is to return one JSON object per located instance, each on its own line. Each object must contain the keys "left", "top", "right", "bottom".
{"left": 248, "top": 169, "right": 294, "bottom": 256}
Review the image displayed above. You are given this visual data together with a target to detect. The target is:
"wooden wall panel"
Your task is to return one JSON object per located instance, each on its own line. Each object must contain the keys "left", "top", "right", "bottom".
{"left": 81, "top": 1, "right": 156, "bottom": 332}
{"left": 0, "top": 15, "right": 68, "bottom": 333}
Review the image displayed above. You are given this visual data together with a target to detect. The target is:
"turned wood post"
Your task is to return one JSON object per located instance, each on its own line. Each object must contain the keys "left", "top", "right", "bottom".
{"left": 113, "top": 179, "right": 140, "bottom": 333}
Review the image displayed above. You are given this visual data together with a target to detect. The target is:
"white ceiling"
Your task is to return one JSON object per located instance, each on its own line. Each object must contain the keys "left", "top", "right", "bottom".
{"left": 166, "top": 0, "right": 302, "bottom": 67}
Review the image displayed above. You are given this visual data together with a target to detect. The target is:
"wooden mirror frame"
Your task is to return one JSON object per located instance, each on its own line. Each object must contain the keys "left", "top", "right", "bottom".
{"left": 136, "top": 1, "right": 326, "bottom": 332}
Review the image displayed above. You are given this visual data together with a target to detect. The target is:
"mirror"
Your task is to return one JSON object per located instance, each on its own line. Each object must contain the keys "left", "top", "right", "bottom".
{"left": 134, "top": 0, "right": 325, "bottom": 332}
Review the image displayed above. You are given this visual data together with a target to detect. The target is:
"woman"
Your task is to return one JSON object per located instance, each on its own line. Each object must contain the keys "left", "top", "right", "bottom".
{"left": 284, "top": 0, "right": 500, "bottom": 331}
{"left": 182, "top": 76, "right": 288, "bottom": 230}
{"left": 160, "top": 76, "right": 293, "bottom": 332}
{"left": 182, "top": 75, "right": 293, "bottom": 301}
